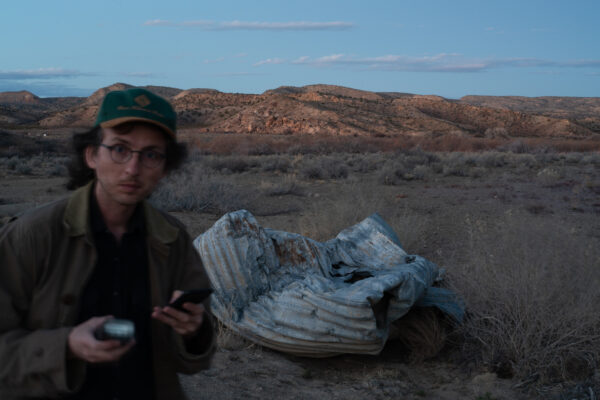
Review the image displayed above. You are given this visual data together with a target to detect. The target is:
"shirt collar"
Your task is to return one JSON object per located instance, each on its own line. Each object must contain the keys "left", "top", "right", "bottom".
{"left": 89, "top": 184, "right": 145, "bottom": 235}
{"left": 64, "top": 180, "right": 179, "bottom": 244}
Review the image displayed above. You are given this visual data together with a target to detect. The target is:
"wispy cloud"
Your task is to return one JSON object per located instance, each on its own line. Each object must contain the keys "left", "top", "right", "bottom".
{"left": 0, "top": 68, "right": 85, "bottom": 80}
{"left": 144, "top": 20, "right": 354, "bottom": 31}
{"left": 484, "top": 27, "right": 505, "bottom": 34}
{"left": 204, "top": 57, "right": 226, "bottom": 64}
{"left": 263, "top": 53, "right": 600, "bottom": 73}
{"left": 253, "top": 58, "right": 286, "bottom": 66}
{"left": 211, "top": 71, "right": 265, "bottom": 77}
{"left": 123, "top": 71, "right": 157, "bottom": 78}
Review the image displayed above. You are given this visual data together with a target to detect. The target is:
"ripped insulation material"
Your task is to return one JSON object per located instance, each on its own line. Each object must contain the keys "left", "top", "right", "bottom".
{"left": 193, "top": 210, "right": 463, "bottom": 357}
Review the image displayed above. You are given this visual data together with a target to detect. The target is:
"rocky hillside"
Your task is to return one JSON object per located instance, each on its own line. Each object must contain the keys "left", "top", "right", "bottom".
{"left": 1, "top": 83, "right": 599, "bottom": 138}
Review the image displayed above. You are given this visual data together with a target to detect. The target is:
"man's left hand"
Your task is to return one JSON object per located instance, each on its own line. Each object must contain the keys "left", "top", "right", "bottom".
{"left": 152, "top": 290, "right": 205, "bottom": 336}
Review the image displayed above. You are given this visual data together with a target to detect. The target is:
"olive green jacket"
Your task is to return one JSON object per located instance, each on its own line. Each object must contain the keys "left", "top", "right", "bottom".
{"left": 0, "top": 182, "right": 216, "bottom": 399}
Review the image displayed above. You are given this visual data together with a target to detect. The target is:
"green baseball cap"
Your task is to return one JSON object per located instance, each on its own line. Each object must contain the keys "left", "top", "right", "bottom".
{"left": 95, "top": 88, "right": 176, "bottom": 138}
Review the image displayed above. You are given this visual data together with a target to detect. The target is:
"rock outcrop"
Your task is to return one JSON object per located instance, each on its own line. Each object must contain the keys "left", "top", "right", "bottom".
{"left": 1, "top": 83, "right": 598, "bottom": 138}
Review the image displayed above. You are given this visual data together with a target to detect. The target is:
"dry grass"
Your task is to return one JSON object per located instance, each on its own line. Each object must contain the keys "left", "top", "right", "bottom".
{"left": 192, "top": 132, "right": 600, "bottom": 155}
{"left": 448, "top": 213, "right": 600, "bottom": 385}
{"left": 389, "top": 307, "right": 449, "bottom": 363}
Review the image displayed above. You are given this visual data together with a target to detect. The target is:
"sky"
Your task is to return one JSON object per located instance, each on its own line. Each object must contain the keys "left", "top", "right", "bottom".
{"left": 1, "top": 0, "right": 599, "bottom": 98}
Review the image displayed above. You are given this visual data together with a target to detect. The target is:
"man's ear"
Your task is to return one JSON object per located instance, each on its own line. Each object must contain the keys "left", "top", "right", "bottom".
{"left": 84, "top": 146, "right": 97, "bottom": 170}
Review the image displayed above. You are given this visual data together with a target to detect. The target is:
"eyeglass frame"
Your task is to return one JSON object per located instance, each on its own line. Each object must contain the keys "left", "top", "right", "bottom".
{"left": 99, "top": 143, "right": 166, "bottom": 168}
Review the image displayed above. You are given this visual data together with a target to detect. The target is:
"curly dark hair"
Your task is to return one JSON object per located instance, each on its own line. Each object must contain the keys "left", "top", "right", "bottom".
{"left": 66, "top": 122, "right": 187, "bottom": 190}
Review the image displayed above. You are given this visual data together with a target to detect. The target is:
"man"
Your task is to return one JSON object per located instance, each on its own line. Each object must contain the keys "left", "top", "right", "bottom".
{"left": 0, "top": 88, "right": 216, "bottom": 399}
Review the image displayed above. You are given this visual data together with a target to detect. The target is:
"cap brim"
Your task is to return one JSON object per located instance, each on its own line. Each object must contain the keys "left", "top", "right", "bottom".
{"left": 99, "top": 117, "right": 175, "bottom": 139}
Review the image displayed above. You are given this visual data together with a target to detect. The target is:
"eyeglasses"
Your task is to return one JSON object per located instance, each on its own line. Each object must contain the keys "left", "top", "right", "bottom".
{"left": 99, "top": 144, "right": 166, "bottom": 168}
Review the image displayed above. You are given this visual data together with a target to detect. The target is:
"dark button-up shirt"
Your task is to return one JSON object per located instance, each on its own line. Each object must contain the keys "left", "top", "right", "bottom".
{"left": 72, "top": 191, "right": 154, "bottom": 400}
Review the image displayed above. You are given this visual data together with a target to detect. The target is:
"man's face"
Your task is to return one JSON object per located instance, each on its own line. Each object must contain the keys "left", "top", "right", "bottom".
{"left": 85, "top": 124, "right": 167, "bottom": 208}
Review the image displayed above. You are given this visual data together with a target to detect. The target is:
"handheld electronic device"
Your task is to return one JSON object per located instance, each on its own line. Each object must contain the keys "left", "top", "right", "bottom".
{"left": 93, "top": 319, "right": 135, "bottom": 344}
{"left": 168, "top": 288, "right": 213, "bottom": 311}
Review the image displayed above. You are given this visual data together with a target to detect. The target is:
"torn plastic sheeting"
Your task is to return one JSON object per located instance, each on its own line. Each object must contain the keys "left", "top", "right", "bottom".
{"left": 193, "top": 210, "right": 463, "bottom": 357}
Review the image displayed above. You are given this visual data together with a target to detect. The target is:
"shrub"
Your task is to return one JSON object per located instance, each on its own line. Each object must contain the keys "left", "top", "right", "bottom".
{"left": 412, "top": 165, "right": 430, "bottom": 180}
{"left": 260, "top": 156, "right": 291, "bottom": 173}
{"left": 49, "top": 164, "right": 68, "bottom": 176}
{"left": 150, "top": 165, "right": 260, "bottom": 214}
{"left": 475, "top": 152, "right": 508, "bottom": 168}
{"left": 498, "top": 140, "right": 533, "bottom": 153}
{"left": 379, "top": 161, "right": 419, "bottom": 184}
{"left": 15, "top": 163, "right": 33, "bottom": 175}
{"left": 536, "top": 167, "right": 564, "bottom": 184}
{"left": 441, "top": 153, "right": 469, "bottom": 177}
{"left": 449, "top": 214, "right": 600, "bottom": 385}
{"left": 346, "top": 153, "right": 385, "bottom": 173}
{"left": 262, "top": 176, "right": 305, "bottom": 197}
{"left": 208, "top": 156, "right": 259, "bottom": 174}
{"left": 299, "top": 156, "right": 349, "bottom": 180}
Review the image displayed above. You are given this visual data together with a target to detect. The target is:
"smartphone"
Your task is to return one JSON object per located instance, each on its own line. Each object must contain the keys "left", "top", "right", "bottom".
{"left": 168, "top": 288, "right": 213, "bottom": 311}
{"left": 94, "top": 319, "right": 135, "bottom": 344}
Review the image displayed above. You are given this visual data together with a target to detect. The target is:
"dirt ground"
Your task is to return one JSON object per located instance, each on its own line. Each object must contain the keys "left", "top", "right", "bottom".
{"left": 1, "top": 150, "right": 598, "bottom": 400}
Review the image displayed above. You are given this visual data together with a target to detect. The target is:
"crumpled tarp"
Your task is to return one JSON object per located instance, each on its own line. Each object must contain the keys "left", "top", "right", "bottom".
{"left": 193, "top": 210, "right": 463, "bottom": 357}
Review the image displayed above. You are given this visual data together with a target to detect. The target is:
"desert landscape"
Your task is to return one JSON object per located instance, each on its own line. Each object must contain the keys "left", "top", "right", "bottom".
{"left": 1, "top": 84, "right": 599, "bottom": 399}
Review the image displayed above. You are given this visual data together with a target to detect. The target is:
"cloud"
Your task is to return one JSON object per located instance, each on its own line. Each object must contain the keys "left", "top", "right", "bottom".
{"left": 219, "top": 21, "right": 353, "bottom": 30}
{"left": 143, "top": 19, "right": 175, "bottom": 27}
{"left": 253, "top": 58, "right": 286, "bottom": 66}
{"left": 0, "top": 68, "right": 85, "bottom": 80}
{"left": 562, "top": 59, "right": 600, "bottom": 68}
{"left": 484, "top": 27, "right": 504, "bottom": 34}
{"left": 204, "top": 57, "right": 226, "bottom": 64}
{"left": 144, "top": 20, "right": 354, "bottom": 31}
{"left": 211, "top": 71, "right": 265, "bottom": 77}
{"left": 292, "top": 56, "right": 310, "bottom": 64}
{"left": 123, "top": 71, "right": 157, "bottom": 78}
{"left": 275, "top": 53, "right": 600, "bottom": 73}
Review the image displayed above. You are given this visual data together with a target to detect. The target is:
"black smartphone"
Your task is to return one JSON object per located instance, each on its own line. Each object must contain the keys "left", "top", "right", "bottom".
{"left": 94, "top": 319, "right": 135, "bottom": 344}
{"left": 168, "top": 288, "right": 213, "bottom": 311}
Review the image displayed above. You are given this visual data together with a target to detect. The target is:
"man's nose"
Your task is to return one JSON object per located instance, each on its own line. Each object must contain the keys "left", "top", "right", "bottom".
{"left": 124, "top": 152, "right": 142, "bottom": 174}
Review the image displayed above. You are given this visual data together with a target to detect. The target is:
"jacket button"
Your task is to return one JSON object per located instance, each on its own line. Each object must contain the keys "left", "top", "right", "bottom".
{"left": 60, "top": 294, "right": 76, "bottom": 305}
{"left": 34, "top": 348, "right": 44, "bottom": 358}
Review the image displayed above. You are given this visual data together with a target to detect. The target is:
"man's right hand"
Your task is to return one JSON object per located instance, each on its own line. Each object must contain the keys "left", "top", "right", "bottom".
{"left": 67, "top": 316, "right": 135, "bottom": 363}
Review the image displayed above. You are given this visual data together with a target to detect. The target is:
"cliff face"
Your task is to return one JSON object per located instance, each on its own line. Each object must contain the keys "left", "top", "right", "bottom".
{"left": 1, "top": 83, "right": 598, "bottom": 138}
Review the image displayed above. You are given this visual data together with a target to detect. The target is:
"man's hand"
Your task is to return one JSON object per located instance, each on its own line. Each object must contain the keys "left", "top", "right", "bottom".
{"left": 67, "top": 316, "right": 135, "bottom": 363}
{"left": 152, "top": 290, "right": 206, "bottom": 336}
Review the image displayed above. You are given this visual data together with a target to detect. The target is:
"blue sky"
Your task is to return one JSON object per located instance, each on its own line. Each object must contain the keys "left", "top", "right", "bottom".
{"left": 1, "top": 0, "right": 599, "bottom": 98}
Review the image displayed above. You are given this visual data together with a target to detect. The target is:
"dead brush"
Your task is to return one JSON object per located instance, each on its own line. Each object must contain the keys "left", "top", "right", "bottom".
{"left": 261, "top": 175, "right": 305, "bottom": 197}
{"left": 213, "top": 299, "right": 255, "bottom": 352}
{"left": 215, "top": 316, "right": 253, "bottom": 352}
{"left": 150, "top": 163, "right": 261, "bottom": 214}
{"left": 389, "top": 307, "right": 449, "bottom": 362}
{"left": 447, "top": 212, "right": 600, "bottom": 386}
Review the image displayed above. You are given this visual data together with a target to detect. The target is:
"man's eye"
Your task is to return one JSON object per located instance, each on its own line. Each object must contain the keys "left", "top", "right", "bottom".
{"left": 144, "top": 151, "right": 158, "bottom": 160}
{"left": 113, "top": 145, "right": 128, "bottom": 154}
{"left": 143, "top": 151, "right": 164, "bottom": 160}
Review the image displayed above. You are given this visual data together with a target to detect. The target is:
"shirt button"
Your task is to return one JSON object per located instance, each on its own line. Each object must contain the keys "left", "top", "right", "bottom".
{"left": 113, "top": 291, "right": 119, "bottom": 297}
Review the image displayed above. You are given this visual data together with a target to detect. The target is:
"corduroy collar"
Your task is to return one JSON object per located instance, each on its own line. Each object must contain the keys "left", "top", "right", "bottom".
{"left": 63, "top": 180, "right": 178, "bottom": 244}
